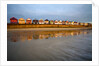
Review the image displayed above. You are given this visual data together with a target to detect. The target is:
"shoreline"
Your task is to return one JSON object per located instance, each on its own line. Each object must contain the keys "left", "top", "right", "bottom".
{"left": 7, "top": 27, "right": 92, "bottom": 31}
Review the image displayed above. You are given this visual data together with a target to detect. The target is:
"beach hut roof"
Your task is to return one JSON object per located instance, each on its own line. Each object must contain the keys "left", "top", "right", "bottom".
{"left": 74, "top": 22, "right": 77, "bottom": 23}
{"left": 33, "top": 19, "right": 38, "bottom": 22}
{"left": 39, "top": 19, "right": 43, "bottom": 21}
{"left": 26, "top": 18, "right": 31, "bottom": 20}
{"left": 39, "top": 19, "right": 43, "bottom": 22}
{"left": 10, "top": 17, "right": 17, "bottom": 20}
{"left": 55, "top": 20, "right": 58, "bottom": 21}
{"left": 45, "top": 19, "right": 49, "bottom": 21}
{"left": 66, "top": 21, "right": 68, "bottom": 22}
{"left": 50, "top": 20, "right": 54, "bottom": 21}
{"left": 33, "top": 19, "right": 38, "bottom": 21}
{"left": 59, "top": 20, "right": 61, "bottom": 21}
{"left": 39, "top": 19, "right": 43, "bottom": 20}
{"left": 19, "top": 18, "right": 25, "bottom": 20}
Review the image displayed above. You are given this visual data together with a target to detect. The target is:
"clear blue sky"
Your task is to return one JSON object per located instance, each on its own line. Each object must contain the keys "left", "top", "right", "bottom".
{"left": 7, "top": 4, "right": 92, "bottom": 23}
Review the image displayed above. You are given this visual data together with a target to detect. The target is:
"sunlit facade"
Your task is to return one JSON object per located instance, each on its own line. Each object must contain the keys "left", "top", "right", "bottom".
{"left": 19, "top": 18, "right": 25, "bottom": 24}
{"left": 26, "top": 18, "right": 32, "bottom": 24}
{"left": 39, "top": 19, "right": 44, "bottom": 24}
{"left": 44, "top": 19, "right": 49, "bottom": 24}
{"left": 9, "top": 18, "right": 92, "bottom": 26}
{"left": 50, "top": 20, "right": 54, "bottom": 24}
{"left": 54, "top": 20, "right": 58, "bottom": 24}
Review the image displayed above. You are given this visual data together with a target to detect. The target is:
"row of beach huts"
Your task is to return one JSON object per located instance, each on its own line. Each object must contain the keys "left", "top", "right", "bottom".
{"left": 9, "top": 17, "right": 91, "bottom": 26}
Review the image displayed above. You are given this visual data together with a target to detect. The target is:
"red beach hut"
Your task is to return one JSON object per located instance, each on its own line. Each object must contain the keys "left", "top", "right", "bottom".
{"left": 65, "top": 21, "right": 69, "bottom": 25}
{"left": 26, "top": 18, "right": 32, "bottom": 24}
{"left": 10, "top": 17, "right": 18, "bottom": 24}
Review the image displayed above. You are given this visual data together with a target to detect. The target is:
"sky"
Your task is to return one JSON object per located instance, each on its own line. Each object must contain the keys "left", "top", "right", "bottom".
{"left": 7, "top": 4, "right": 92, "bottom": 23}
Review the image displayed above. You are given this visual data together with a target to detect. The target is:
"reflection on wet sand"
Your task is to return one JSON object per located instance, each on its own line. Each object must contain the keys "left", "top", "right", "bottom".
{"left": 7, "top": 29, "right": 92, "bottom": 61}
{"left": 8, "top": 30, "right": 91, "bottom": 42}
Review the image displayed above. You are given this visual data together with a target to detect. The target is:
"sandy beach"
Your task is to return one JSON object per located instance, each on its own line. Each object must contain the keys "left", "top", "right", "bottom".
{"left": 7, "top": 29, "right": 92, "bottom": 61}
{"left": 7, "top": 27, "right": 92, "bottom": 31}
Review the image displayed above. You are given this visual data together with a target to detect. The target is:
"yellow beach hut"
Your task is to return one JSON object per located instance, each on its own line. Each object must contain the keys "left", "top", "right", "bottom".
{"left": 19, "top": 18, "right": 25, "bottom": 24}
{"left": 71, "top": 21, "right": 74, "bottom": 25}
{"left": 50, "top": 20, "right": 54, "bottom": 24}
{"left": 84, "top": 23, "right": 89, "bottom": 26}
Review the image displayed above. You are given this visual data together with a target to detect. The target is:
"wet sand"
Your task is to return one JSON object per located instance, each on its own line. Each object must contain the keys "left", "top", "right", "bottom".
{"left": 7, "top": 30, "right": 92, "bottom": 61}
{"left": 7, "top": 27, "right": 92, "bottom": 31}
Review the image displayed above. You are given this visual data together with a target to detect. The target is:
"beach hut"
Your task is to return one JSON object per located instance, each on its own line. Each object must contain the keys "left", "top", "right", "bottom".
{"left": 77, "top": 22, "right": 80, "bottom": 25}
{"left": 88, "top": 23, "right": 92, "bottom": 26}
{"left": 74, "top": 22, "right": 77, "bottom": 25}
{"left": 68, "top": 21, "right": 72, "bottom": 25}
{"left": 58, "top": 20, "right": 62, "bottom": 24}
{"left": 80, "top": 23, "right": 84, "bottom": 25}
{"left": 50, "top": 20, "right": 54, "bottom": 24}
{"left": 10, "top": 17, "right": 18, "bottom": 24}
{"left": 65, "top": 21, "right": 69, "bottom": 25}
{"left": 54, "top": 20, "right": 58, "bottom": 24}
{"left": 19, "top": 18, "right": 25, "bottom": 24}
{"left": 39, "top": 19, "right": 44, "bottom": 24}
{"left": 84, "top": 23, "right": 89, "bottom": 26}
{"left": 71, "top": 21, "right": 74, "bottom": 25}
{"left": 44, "top": 19, "right": 49, "bottom": 24}
{"left": 26, "top": 18, "right": 32, "bottom": 24}
{"left": 86, "top": 23, "right": 91, "bottom": 26}
{"left": 33, "top": 19, "right": 39, "bottom": 24}
{"left": 62, "top": 21, "right": 65, "bottom": 25}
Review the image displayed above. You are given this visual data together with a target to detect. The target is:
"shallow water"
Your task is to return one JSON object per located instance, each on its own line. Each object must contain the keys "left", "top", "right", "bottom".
{"left": 7, "top": 29, "right": 92, "bottom": 61}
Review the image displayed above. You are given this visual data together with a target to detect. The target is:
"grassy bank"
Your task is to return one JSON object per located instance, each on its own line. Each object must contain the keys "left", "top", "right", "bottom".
{"left": 7, "top": 24, "right": 92, "bottom": 29}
